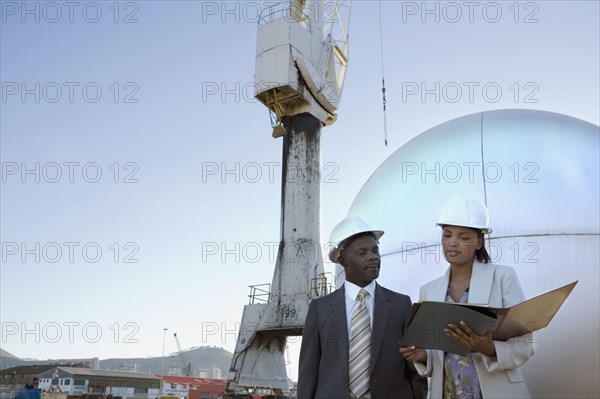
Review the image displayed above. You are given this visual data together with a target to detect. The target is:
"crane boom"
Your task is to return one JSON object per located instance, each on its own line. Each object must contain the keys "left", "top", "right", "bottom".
{"left": 173, "top": 333, "right": 193, "bottom": 377}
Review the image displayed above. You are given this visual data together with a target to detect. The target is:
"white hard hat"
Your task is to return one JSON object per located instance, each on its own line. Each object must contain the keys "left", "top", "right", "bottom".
{"left": 436, "top": 195, "right": 493, "bottom": 234}
{"left": 328, "top": 216, "right": 384, "bottom": 263}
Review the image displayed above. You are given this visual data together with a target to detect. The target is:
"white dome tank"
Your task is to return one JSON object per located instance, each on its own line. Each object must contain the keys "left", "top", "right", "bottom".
{"left": 341, "top": 109, "right": 599, "bottom": 398}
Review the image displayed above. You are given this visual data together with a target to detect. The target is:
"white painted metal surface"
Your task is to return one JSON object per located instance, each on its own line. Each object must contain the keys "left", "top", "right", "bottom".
{"left": 339, "top": 109, "right": 599, "bottom": 398}
{"left": 227, "top": 2, "right": 352, "bottom": 392}
{"left": 254, "top": 1, "right": 351, "bottom": 126}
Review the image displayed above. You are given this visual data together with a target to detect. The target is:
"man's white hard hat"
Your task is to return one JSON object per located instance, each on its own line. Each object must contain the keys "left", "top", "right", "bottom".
{"left": 437, "top": 195, "right": 492, "bottom": 234}
{"left": 328, "top": 216, "right": 384, "bottom": 264}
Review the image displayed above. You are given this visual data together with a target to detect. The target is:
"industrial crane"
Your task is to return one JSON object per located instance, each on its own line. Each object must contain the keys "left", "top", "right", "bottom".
{"left": 225, "top": 1, "right": 351, "bottom": 397}
{"left": 173, "top": 332, "right": 194, "bottom": 377}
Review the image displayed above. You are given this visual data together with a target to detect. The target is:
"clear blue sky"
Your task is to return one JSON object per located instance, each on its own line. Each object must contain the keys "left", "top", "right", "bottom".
{"left": 1, "top": 0, "right": 598, "bottom": 379}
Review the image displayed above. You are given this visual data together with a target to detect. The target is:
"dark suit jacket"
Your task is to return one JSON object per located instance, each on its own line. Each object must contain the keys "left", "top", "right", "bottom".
{"left": 298, "top": 283, "right": 427, "bottom": 399}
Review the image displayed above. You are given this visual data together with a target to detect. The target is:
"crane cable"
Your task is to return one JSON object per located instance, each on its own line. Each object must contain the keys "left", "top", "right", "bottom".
{"left": 378, "top": 0, "right": 388, "bottom": 146}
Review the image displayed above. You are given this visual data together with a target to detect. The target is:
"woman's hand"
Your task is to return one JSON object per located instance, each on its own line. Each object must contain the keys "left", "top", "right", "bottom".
{"left": 400, "top": 346, "right": 427, "bottom": 364}
{"left": 444, "top": 321, "right": 497, "bottom": 357}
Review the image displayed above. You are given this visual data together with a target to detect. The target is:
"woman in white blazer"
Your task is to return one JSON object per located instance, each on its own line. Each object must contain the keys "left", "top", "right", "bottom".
{"left": 400, "top": 196, "right": 534, "bottom": 398}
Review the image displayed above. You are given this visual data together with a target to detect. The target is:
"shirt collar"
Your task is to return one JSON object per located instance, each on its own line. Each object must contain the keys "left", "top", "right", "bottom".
{"left": 344, "top": 279, "right": 377, "bottom": 300}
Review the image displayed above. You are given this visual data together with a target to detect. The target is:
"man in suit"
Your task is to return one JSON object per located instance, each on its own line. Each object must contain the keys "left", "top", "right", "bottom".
{"left": 297, "top": 216, "right": 427, "bottom": 399}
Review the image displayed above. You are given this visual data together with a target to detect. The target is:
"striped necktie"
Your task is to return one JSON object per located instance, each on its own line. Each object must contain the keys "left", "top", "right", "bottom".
{"left": 349, "top": 289, "right": 371, "bottom": 398}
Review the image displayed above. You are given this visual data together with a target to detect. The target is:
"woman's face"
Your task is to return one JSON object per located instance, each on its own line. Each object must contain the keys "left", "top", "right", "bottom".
{"left": 441, "top": 225, "right": 483, "bottom": 267}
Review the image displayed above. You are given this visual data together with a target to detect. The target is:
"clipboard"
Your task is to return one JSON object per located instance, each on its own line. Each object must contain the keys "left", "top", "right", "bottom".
{"left": 401, "top": 281, "right": 577, "bottom": 356}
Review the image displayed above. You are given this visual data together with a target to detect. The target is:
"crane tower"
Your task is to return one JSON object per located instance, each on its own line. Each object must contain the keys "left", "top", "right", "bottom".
{"left": 174, "top": 333, "right": 193, "bottom": 377}
{"left": 225, "top": 0, "right": 351, "bottom": 396}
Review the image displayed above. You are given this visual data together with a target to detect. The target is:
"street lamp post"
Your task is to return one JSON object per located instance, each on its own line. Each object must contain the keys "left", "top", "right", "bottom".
{"left": 160, "top": 328, "right": 168, "bottom": 397}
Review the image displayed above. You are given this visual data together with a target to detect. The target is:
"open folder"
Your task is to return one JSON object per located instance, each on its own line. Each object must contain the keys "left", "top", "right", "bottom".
{"left": 400, "top": 281, "right": 577, "bottom": 356}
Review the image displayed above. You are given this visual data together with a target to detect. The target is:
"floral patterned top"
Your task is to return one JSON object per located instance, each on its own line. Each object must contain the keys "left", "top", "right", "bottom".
{"left": 443, "top": 289, "right": 482, "bottom": 399}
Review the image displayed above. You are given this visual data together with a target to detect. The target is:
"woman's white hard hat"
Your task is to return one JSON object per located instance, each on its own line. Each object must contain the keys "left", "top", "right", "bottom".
{"left": 437, "top": 195, "right": 493, "bottom": 234}
{"left": 328, "top": 216, "right": 384, "bottom": 264}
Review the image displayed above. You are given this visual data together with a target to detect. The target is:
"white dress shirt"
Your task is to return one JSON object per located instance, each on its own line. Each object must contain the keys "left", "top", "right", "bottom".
{"left": 344, "top": 279, "right": 376, "bottom": 339}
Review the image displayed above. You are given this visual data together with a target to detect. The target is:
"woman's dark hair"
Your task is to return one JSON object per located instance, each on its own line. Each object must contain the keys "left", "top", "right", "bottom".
{"left": 475, "top": 230, "right": 491, "bottom": 263}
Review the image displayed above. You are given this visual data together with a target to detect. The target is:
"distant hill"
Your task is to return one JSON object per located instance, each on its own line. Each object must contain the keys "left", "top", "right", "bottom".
{"left": 100, "top": 346, "right": 232, "bottom": 376}
{"left": 0, "top": 346, "right": 232, "bottom": 376}
{"left": 0, "top": 348, "right": 28, "bottom": 369}
{"left": 0, "top": 348, "right": 26, "bottom": 370}
{"left": 0, "top": 349, "right": 17, "bottom": 358}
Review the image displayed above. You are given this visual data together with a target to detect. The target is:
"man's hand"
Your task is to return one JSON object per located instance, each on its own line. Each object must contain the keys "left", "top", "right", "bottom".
{"left": 400, "top": 346, "right": 427, "bottom": 364}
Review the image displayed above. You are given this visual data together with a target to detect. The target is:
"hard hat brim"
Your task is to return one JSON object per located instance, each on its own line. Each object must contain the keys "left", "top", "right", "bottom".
{"left": 328, "top": 230, "right": 384, "bottom": 264}
{"left": 436, "top": 223, "right": 492, "bottom": 235}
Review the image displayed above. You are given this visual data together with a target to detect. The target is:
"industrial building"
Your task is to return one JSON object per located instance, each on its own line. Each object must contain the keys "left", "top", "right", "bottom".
{"left": 37, "top": 367, "right": 160, "bottom": 398}
{"left": 0, "top": 366, "right": 160, "bottom": 399}
{"left": 0, "top": 365, "right": 57, "bottom": 395}
{"left": 156, "top": 375, "right": 224, "bottom": 399}
{"left": 0, "top": 366, "right": 225, "bottom": 399}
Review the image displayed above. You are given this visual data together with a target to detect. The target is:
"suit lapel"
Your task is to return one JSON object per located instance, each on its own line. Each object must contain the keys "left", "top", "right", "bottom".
{"left": 430, "top": 268, "right": 451, "bottom": 301}
{"left": 370, "top": 283, "right": 391, "bottom": 370}
{"left": 328, "top": 286, "right": 349, "bottom": 364}
{"left": 467, "top": 261, "right": 495, "bottom": 304}
{"left": 430, "top": 263, "right": 494, "bottom": 304}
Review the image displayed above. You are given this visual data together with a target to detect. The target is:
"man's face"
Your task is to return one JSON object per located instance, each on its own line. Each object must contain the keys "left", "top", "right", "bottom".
{"left": 339, "top": 234, "right": 381, "bottom": 287}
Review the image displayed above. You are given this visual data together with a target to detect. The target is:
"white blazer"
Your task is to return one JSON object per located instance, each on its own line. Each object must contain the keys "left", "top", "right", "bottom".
{"left": 414, "top": 262, "right": 534, "bottom": 399}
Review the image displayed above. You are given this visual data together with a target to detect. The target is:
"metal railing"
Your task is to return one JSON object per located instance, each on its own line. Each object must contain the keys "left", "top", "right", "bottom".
{"left": 248, "top": 283, "right": 271, "bottom": 304}
{"left": 311, "top": 273, "right": 333, "bottom": 297}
